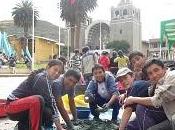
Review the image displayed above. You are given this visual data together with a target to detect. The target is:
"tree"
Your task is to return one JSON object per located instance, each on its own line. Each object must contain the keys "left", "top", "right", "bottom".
{"left": 59, "top": 0, "right": 97, "bottom": 50}
{"left": 106, "top": 40, "right": 130, "bottom": 53}
{"left": 12, "top": 0, "right": 39, "bottom": 37}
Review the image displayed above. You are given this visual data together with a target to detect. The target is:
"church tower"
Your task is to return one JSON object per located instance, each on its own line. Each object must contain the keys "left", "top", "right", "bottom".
{"left": 110, "top": 0, "right": 142, "bottom": 51}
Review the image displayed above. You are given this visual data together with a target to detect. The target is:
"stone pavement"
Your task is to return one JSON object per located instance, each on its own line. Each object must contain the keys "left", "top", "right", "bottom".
{"left": 0, "top": 118, "right": 17, "bottom": 130}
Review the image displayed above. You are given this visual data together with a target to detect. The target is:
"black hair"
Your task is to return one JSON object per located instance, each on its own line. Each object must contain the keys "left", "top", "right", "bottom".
{"left": 102, "top": 51, "right": 108, "bottom": 55}
{"left": 47, "top": 59, "right": 63, "bottom": 68}
{"left": 112, "top": 51, "right": 117, "bottom": 57}
{"left": 92, "top": 64, "right": 105, "bottom": 73}
{"left": 58, "top": 56, "right": 67, "bottom": 65}
{"left": 118, "top": 50, "right": 124, "bottom": 57}
{"left": 27, "top": 59, "right": 63, "bottom": 86}
{"left": 82, "top": 46, "right": 90, "bottom": 53}
{"left": 142, "top": 59, "right": 164, "bottom": 76}
{"left": 64, "top": 69, "right": 81, "bottom": 81}
{"left": 74, "top": 49, "right": 79, "bottom": 54}
{"left": 129, "top": 51, "right": 144, "bottom": 62}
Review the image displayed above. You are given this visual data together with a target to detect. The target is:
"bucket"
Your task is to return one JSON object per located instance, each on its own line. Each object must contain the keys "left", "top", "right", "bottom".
{"left": 76, "top": 107, "right": 90, "bottom": 119}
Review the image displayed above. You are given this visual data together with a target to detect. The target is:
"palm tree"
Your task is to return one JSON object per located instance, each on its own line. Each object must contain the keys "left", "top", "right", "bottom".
{"left": 12, "top": 0, "right": 39, "bottom": 37}
{"left": 59, "top": 0, "right": 97, "bottom": 50}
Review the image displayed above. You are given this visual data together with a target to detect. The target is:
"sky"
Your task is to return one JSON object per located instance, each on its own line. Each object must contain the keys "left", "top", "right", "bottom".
{"left": 0, "top": 0, "right": 175, "bottom": 40}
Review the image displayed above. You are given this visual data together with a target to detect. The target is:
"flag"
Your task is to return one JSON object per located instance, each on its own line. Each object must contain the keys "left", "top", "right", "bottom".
{"left": 69, "top": 0, "right": 76, "bottom": 5}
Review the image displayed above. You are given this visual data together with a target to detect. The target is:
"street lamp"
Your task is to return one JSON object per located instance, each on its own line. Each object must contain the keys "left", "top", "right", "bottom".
{"left": 32, "top": 2, "right": 35, "bottom": 70}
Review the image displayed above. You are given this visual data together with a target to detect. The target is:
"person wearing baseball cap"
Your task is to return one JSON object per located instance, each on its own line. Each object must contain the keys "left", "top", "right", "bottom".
{"left": 117, "top": 67, "right": 150, "bottom": 130}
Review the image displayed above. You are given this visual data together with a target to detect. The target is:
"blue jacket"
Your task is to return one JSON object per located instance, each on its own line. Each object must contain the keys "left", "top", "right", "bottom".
{"left": 85, "top": 72, "right": 120, "bottom": 98}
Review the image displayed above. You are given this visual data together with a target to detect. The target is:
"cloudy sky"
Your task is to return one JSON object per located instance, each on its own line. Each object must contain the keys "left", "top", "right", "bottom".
{"left": 0, "top": 0, "right": 175, "bottom": 40}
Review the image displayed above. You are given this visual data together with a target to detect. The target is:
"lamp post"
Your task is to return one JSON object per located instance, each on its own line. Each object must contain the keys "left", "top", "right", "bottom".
{"left": 99, "top": 22, "right": 102, "bottom": 50}
{"left": 32, "top": 2, "right": 35, "bottom": 70}
{"left": 67, "top": 26, "right": 70, "bottom": 61}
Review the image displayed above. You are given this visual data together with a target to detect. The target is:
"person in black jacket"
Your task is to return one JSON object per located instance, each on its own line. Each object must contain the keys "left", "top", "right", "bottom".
{"left": 6, "top": 59, "right": 65, "bottom": 130}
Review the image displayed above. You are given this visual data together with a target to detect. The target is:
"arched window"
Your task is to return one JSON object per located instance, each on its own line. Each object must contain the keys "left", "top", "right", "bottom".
{"left": 115, "top": 10, "right": 119, "bottom": 16}
{"left": 123, "top": 9, "right": 127, "bottom": 15}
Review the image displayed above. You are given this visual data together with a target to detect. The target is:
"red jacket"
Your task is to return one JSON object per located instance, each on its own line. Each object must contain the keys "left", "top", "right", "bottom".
{"left": 98, "top": 55, "right": 110, "bottom": 71}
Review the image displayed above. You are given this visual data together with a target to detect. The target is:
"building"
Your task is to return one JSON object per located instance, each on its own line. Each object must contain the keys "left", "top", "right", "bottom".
{"left": 8, "top": 35, "right": 64, "bottom": 63}
{"left": 110, "top": 0, "right": 142, "bottom": 51}
{"left": 148, "top": 38, "right": 175, "bottom": 60}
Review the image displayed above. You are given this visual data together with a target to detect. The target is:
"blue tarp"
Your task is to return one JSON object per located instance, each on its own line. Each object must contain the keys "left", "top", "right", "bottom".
{"left": 0, "top": 32, "right": 15, "bottom": 56}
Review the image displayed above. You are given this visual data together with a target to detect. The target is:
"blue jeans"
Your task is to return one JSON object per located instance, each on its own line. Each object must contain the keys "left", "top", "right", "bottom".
{"left": 127, "top": 105, "right": 167, "bottom": 130}
{"left": 89, "top": 93, "right": 120, "bottom": 120}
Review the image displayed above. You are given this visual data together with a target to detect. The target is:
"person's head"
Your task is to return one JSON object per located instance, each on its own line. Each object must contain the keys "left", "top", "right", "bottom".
{"left": 129, "top": 51, "right": 145, "bottom": 71}
{"left": 102, "top": 51, "right": 108, "bottom": 56}
{"left": 143, "top": 59, "right": 166, "bottom": 84}
{"left": 58, "top": 56, "right": 67, "bottom": 65}
{"left": 20, "top": 37, "right": 27, "bottom": 45}
{"left": 46, "top": 59, "right": 64, "bottom": 80}
{"left": 82, "top": 46, "right": 90, "bottom": 54}
{"left": 92, "top": 64, "right": 105, "bottom": 82}
{"left": 116, "top": 67, "right": 134, "bottom": 89}
{"left": 118, "top": 50, "right": 123, "bottom": 57}
{"left": 53, "top": 54, "right": 58, "bottom": 59}
{"left": 63, "top": 69, "right": 81, "bottom": 89}
{"left": 74, "top": 49, "right": 79, "bottom": 55}
{"left": 112, "top": 51, "right": 117, "bottom": 58}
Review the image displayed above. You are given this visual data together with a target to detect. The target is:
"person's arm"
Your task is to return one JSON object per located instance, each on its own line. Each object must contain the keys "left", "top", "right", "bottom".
{"left": 119, "top": 107, "right": 133, "bottom": 130}
{"left": 56, "top": 97, "right": 73, "bottom": 129}
{"left": 54, "top": 118, "right": 65, "bottom": 130}
{"left": 68, "top": 96, "right": 77, "bottom": 121}
{"left": 124, "top": 96, "right": 153, "bottom": 107}
{"left": 84, "top": 81, "right": 95, "bottom": 103}
{"left": 107, "top": 94, "right": 118, "bottom": 107}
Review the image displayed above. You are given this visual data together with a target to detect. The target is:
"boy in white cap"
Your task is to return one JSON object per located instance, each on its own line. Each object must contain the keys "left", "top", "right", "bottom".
{"left": 116, "top": 67, "right": 150, "bottom": 130}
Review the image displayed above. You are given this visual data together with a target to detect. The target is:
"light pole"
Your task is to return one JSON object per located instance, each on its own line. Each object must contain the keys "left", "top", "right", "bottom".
{"left": 58, "top": 0, "right": 61, "bottom": 58}
{"left": 32, "top": 2, "right": 35, "bottom": 70}
{"left": 67, "top": 27, "right": 70, "bottom": 61}
{"left": 99, "top": 22, "right": 102, "bottom": 50}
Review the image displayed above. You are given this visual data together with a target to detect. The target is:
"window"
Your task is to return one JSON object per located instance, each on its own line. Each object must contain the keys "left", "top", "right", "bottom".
{"left": 120, "top": 29, "right": 122, "bottom": 34}
{"left": 123, "top": 9, "right": 127, "bottom": 15}
{"left": 115, "top": 10, "right": 119, "bottom": 16}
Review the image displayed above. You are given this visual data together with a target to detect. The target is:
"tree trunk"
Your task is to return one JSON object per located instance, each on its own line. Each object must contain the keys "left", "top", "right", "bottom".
{"left": 70, "top": 25, "right": 75, "bottom": 51}
{"left": 24, "top": 27, "right": 28, "bottom": 37}
{"left": 74, "top": 25, "right": 80, "bottom": 49}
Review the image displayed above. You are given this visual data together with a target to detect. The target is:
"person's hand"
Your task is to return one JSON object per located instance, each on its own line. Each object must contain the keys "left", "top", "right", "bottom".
{"left": 124, "top": 96, "right": 135, "bottom": 107}
{"left": 84, "top": 94, "right": 95, "bottom": 103}
{"left": 119, "top": 94, "right": 126, "bottom": 105}
{"left": 101, "top": 103, "right": 109, "bottom": 112}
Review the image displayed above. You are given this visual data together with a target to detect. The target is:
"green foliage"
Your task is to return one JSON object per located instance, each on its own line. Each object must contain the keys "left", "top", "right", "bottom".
{"left": 60, "top": 46, "right": 72, "bottom": 57}
{"left": 106, "top": 40, "right": 130, "bottom": 53}
{"left": 59, "top": 0, "right": 97, "bottom": 26}
{"left": 12, "top": 0, "right": 39, "bottom": 36}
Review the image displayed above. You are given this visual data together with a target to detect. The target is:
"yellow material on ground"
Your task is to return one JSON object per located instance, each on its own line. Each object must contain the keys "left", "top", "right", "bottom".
{"left": 62, "top": 94, "right": 89, "bottom": 112}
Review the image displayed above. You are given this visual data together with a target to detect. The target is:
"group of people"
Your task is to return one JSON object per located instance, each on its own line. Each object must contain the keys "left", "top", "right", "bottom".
{"left": 3, "top": 47, "right": 175, "bottom": 130}
{"left": 0, "top": 52, "right": 17, "bottom": 73}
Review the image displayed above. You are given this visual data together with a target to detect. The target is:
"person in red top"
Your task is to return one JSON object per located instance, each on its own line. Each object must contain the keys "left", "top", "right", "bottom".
{"left": 98, "top": 51, "right": 110, "bottom": 71}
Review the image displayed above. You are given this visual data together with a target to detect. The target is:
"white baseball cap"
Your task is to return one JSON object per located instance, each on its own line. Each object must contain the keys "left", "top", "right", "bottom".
{"left": 116, "top": 67, "right": 133, "bottom": 79}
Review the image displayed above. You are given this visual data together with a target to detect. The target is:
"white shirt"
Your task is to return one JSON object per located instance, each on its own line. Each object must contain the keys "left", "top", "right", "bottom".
{"left": 97, "top": 82, "right": 110, "bottom": 99}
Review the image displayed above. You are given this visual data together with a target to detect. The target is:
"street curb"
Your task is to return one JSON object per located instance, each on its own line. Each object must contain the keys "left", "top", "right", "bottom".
{"left": 0, "top": 74, "right": 29, "bottom": 77}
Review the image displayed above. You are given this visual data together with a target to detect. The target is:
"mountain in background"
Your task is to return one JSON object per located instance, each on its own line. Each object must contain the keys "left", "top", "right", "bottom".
{"left": 0, "top": 20, "right": 67, "bottom": 43}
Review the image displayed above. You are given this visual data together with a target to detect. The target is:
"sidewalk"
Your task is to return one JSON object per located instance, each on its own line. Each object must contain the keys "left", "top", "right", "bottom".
{"left": 0, "top": 118, "right": 17, "bottom": 130}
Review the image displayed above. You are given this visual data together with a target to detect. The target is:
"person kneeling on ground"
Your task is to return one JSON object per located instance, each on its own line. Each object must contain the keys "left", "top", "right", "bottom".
{"left": 52, "top": 69, "right": 81, "bottom": 130}
{"left": 6, "top": 59, "right": 64, "bottom": 130}
{"left": 116, "top": 67, "right": 150, "bottom": 130}
{"left": 84, "top": 64, "right": 120, "bottom": 124}
{"left": 124, "top": 59, "right": 174, "bottom": 130}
